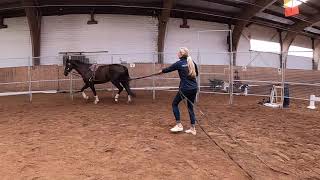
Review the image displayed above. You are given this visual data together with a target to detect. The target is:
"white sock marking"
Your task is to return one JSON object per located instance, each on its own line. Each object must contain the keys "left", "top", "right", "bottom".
{"left": 82, "top": 92, "right": 89, "bottom": 100}
{"left": 115, "top": 94, "right": 119, "bottom": 102}
{"left": 94, "top": 96, "right": 99, "bottom": 104}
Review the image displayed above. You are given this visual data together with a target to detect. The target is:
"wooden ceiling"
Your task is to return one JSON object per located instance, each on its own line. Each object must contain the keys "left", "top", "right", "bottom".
{"left": 0, "top": 0, "right": 319, "bottom": 37}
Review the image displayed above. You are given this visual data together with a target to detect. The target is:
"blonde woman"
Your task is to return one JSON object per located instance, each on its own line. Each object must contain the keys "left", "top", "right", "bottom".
{"left": 159, "top": 47, "right": 199, "bottom": 135}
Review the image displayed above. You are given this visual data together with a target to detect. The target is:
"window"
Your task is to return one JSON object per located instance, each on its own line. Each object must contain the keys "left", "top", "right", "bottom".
{"left": 288, "top": 46, "right": 313, "bottom": 58}
{"left": 284, "top": 0, "right": 308, "bottom": 8}
{"left": 250, "top": 39, "right": 313, "bottom": 58}
{"left": 250, "top": 39, "right": 280, "bottom": 54}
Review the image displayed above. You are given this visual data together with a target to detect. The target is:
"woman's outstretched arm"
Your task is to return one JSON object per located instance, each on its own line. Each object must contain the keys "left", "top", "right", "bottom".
{"left": 162, "top": 61, "right": 180, "bottom": 73}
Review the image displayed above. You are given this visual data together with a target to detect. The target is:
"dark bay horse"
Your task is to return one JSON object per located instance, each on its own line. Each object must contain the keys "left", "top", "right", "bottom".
{"left": 64, "top": 57, "right": 135, "bottom": 104}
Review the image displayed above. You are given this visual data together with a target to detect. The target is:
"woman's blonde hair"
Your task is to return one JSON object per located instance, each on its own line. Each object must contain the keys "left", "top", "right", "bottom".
{"left": 180, "top": 47, "right": 196, "bottom": 78}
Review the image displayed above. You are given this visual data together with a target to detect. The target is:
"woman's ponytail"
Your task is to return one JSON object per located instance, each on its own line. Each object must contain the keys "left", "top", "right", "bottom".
{"left": 187, "top": 56, "right": 196, "bottom": 78}
{"left": 180, "top": 47, "right": 196, "bottom": 79}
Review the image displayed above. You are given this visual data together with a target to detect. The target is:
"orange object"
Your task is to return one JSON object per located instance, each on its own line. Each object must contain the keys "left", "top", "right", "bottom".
{"left": 285, "top": 6, "right": 299, "bottom": 17}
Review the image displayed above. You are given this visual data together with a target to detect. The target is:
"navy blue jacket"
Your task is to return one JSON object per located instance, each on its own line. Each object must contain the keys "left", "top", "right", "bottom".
{"left": 162, "top": 57, "right": 199, "bottom": 91}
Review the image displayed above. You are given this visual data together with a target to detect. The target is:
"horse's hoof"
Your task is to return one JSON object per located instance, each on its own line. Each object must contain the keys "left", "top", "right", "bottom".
{"left": 115, "top": 98, "right": 119, "bottom": 103}
{"left": 94, "top": 101, "right": 99, "bottom": 104}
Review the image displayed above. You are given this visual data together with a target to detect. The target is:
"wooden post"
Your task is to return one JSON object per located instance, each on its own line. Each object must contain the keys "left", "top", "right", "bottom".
{"left": 22, "top": 0, "right": 42, "bottom": 65}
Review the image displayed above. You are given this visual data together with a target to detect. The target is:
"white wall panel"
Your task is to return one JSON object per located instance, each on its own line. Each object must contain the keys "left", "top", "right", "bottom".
{"left": 287, "top": 55, "right": 312, "bottom": 70}
{"left": 237, "top": 36, "right": 251, "bottom": 67}
{"left": 237, "top": 51, "right": 280, "bottom": 68}
{"left": 164, "top": 18, "right": 230, "bottom": 65}
{"left": 0, "top": 17, "right": 32, "bottom": 67}
{"left": 237, "top": 25, "right": 280, "bottom": 68}
{"left": 41, "top": 14, "right": 158, "bottom": 65}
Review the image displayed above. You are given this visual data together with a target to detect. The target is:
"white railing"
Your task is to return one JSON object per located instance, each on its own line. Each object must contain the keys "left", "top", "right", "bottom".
{"left": 0, "top": 51, "right": 319, "bottom": 107}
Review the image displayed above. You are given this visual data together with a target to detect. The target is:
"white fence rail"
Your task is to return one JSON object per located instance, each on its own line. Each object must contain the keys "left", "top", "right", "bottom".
{"left": 0, "top": 51, "right": 319, "bottom": 106}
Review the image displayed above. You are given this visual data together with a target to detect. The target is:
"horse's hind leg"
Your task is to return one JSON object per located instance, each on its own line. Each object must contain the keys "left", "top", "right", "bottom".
{"left": 111, "top": 80, "right": 123, "bottom": 102}
{"left": 120, "top": 81, "right": 134, "bottom": 103}
{"left": 80, "top": 83, "right": 90, "bottom": 100}
{"left": 89, "top": 84, "right": 99, "bottom": 104}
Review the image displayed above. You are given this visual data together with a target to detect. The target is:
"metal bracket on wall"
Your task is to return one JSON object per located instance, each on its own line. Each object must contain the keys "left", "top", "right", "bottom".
{"left": 0, "top": 17, "right": 8, "bottom": 29}
{"left": 180, "top": 18, "right": 190, "bottom": 28}
{"left": 87, "top": 10, "right": 98, "bottom": 25}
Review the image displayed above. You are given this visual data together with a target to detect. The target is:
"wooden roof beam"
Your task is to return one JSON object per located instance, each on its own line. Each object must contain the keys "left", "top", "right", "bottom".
{"left": 0, "top": 17, "right": 8, "bottom": 29}
{"left": 281, "top": 15, "right": 320, "bottom": 68}
{"left": 231, "top": 0, "right": 278, "bottom": 65}
{"left": 158, "top": 0, "right": 175, "bottom": 63}
{"left": 201, "top": 0, "right": 246, "bottom": 9}
{"left": 21, "top": 0, "right": 42, "bottom": 65}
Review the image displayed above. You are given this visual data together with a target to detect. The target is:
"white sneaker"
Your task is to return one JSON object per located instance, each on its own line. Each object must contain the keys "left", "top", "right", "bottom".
{"left": 185, "top": 128, "right": 196, "bottom": 135}
{"left": 170, "top": 124, "right": 183, "bottom": 133}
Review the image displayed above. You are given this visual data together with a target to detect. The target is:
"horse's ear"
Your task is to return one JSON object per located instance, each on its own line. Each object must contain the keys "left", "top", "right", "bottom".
{"left": 63, "top": 55, "right": 67, "bottom": 65}
{"left": 63, "top": 55, "right": 71, "bottom": 66}
{"left": 67, "top": 56, "right": 71, "bottom": 62}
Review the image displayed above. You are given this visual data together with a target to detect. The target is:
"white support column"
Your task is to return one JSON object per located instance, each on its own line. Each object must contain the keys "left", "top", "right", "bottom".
{"left": 196, "top": 29, "right": 233, "bottom": 103}
{"left": 28, "top": 56, "right": 32, "bottom": 102}
{"left": 196, "top": 31, "right": 201, "bottom": 103}
{"left": 111, "top": 55, "right": 115, "bottom": 97}
{"left": 229, "top": 29, "right": 234, "bottom": 105}
{"left": 70, "top": 73, "right": 73, "bottom": 101}
{"left": 152, "top": 52, "right": 156, "bottom": 100}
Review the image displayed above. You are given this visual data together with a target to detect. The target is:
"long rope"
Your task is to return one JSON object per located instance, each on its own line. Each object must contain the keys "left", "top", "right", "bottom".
{"left": 68, "top": 69, "right": 160, "bottom": 81}
{"left": 178, "top": 91, "right": 253, "bottom": 179}
{"left": 178, "top": 90, "right": 295, "bottom": 178}
{"left": 67, "top": 68, "right": 315, "bottom": 177}
{"left": 67, "top": 68, "right": 304, "bottom": 177}
{"left": 129, "top": 72, "right": 162, "bottom": 81}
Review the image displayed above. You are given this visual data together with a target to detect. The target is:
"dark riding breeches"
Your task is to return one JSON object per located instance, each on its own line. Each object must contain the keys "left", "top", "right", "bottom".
{"left": 172, "top": 89, "right": 197, "bottom": 126}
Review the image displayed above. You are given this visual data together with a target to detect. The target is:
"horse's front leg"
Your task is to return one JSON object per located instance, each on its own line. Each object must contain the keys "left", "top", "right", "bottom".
{"left": 90, "top": 84, "right": 99, "bottom": 104}
{"left": 80, "top": 83, "right": 90, "bottom": 100}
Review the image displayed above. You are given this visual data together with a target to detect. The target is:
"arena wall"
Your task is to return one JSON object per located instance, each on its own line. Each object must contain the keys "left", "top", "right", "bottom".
{"left": 0, "top": 15, "right": 315, "bottom": 70}
{"left": 0, "top": 17, "right": 32, "bottom": 67}
{"left": 1, "top": 64, "right": 320, "bottom": 100}
{"left": 41, "top": 14, "right": 158, "bottom": 64}
{"left": 0, "top": 14, "right": 318, "bottom": 100}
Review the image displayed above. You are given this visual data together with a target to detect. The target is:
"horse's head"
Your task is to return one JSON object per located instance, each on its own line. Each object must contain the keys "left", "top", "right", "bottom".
{"left": 64, "top": 56, "right": 74, "bottom": 76}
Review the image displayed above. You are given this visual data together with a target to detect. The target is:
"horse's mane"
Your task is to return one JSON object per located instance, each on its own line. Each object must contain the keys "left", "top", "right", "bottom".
{"left": 64, "top": 54, "right": 92, "bottom": 65}
{"left": 71, "top": 59, "right": 91, "bottom": 65}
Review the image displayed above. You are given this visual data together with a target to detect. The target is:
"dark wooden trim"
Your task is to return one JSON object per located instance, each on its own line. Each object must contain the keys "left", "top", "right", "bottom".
{"left": 311, "top": 38, "right": 317, "bottom": 70}
{"left": 22, "top": 0, "right": 42, "bottom": 65}
{"left": 157, "top": 0, "right": 175, "bottom": 63}
{"left": 201, "top": 0, "right": 245, "bottom": 9}
{"left": 281, "top": 16, "right": 320, "bottom": 69}
{"left": 278, "top": 29, "right": 283, "bottom": 68}
{"left": 0, "top": 17, "right": 8, "bottom": 29}
{"left": 232, "top": 0, "right": 278, "bottom": 66}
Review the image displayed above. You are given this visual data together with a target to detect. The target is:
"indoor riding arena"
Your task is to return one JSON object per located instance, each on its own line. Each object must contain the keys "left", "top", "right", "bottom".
{"left": 0, "top": 0, "right": 320, "bottom": 180}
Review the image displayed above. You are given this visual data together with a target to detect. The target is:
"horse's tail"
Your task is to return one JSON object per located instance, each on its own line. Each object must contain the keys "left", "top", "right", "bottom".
{"left": 123, "top": 67, "right": 136, "bottom": 97}
{"left": 124, "top": 67, "right": 131, "bottom": 81}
